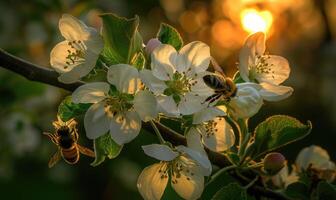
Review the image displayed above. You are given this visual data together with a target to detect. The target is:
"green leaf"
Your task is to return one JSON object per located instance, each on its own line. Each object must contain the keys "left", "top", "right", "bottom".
{"left": 100, "top": 13, "right": 143, "bottom": 65}
{"left": 212, "top": 183, "right": 247, "bottom": 200}
{"left": 202, "top": 171, "right": 236, "bottom": 200}
{"left": 317, "top": 181, "right": 336, "bottom": 200}
{"left": 91, "top": 133, "right": 123, "bottom": 167}
{"left": 157, "top": 23, "right": 183, "bottom": 50}
{"left": 285, "top": 182, "right": 310, "bottom": 200}
{"left": 130, "top": 51, "right": 146, "bottom": 70}
{"left": 247, "top": 115, "right": 312, "bottom": 158}
{"left": 58, "top": 96, "right": 91, "bottom": 121}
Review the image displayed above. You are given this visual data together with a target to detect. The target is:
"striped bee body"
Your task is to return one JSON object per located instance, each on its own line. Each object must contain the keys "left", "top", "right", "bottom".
{"left": 44, "top": 117, "right": 95, "bottom": 168}
{"left": 203, "top": 73, "right": 237, "bottom": 104}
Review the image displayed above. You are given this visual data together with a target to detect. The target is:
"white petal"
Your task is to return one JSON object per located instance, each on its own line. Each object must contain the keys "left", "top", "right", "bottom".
{"left": 84, "top": 27, "right": 104, "bottom": 54}
{"left": 59, "top": 14, "right": 91, "bottom": 41}
{"left": 201, "top": 118, "right": 235, "bottom": 152}
{"left": 193, "top": 107, "right": 226, "bottom": 124}
{"left": 245, "top": 32, "right": 266, "bottom": 57}
{"left": 151, "top": 44, "right": 177, "bottom": 80}
{"left": 256, "top": 55, "right": 290, "bottom": 85}
{"left": 109, "top": 111, "right": 141, "bottom": 145}
{"left": 157, "top": 95, "right": 179, "bottom": 116}
{"left": 176, "top": 145, "right": 212, "bottom": 176}
{"left": 72, "top": 82, "right": 109, "bottom": 104}
{"left": 296, "top": 145, "right": 333, "bottom": 171}
{"left": 171, "top": 157, "right": 205, "bottom": 199}
{"left": 186, "top": 128, "right": 206, "bottom": 154}
{"left": 57, "top": 51, "right": 99, "bottom": 83}
{"left": 84, "top": 102, "right": 110, "bottom": 139}
{"left": 178, "top": 93, "right": 206, "bottom": 115}
{"left": 190, "top": 76, "right": 214, "bottom": 97}
{"left": 238, "top": 45, "right": 252, "bottom": 82}
{"left": 142, "top": 144, "right": 178, "bottom": 161}
{"left": 229, "top": 83, "right": 263, "bottom": 119}
{"left": 259, "top": 82, "right": 293, "bottom": 102}
{"left": 177, "top": 41, "right": 210, "bottom": 74}
{"left": 137, "top": 163, "right": 169, "bottom": 200}
{"left": 139, "top": 69, "right": 167, "bottom": 95}
{"left": 134, "top": 90, "right": 158, "bottom": 122}
{"left": 107, "top": 64, "right": 141, "bottom": 94}
{"left": 50, "top": 41, "right": 78, "bottom": 73}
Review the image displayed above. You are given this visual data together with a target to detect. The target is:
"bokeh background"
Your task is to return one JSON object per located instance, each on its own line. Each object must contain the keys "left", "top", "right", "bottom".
{"left": 0, "top": 0, "right": 335, "bottom": 199}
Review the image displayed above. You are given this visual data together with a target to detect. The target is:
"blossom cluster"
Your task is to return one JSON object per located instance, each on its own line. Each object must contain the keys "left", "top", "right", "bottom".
{"left": 49, "top": 14, "right": 298, "bottom": 200}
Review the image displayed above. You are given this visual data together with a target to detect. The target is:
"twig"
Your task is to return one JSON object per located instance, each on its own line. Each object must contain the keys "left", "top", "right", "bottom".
{"left": 0, "top": 48, "right": 289, "bottom": 200}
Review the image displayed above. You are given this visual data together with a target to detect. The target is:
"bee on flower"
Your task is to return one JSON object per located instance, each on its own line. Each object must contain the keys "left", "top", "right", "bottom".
{"left": 72, "top": 64, "right": 158, "bottom": 145}
{"left": 50, "top": 14, "right": 103, "bottom": 83}
{"left": 137, "top": 144, "right": 212, "bottom": 200}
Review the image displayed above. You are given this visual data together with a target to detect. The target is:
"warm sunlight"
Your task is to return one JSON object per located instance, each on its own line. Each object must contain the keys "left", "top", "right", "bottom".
{"left": 240, "top": 8, "right": 273, "bottom": 34}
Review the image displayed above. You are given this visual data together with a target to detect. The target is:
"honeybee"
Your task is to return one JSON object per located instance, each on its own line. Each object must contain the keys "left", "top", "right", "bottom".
{"left": 43, "top": 116, "right": 95, "bottom": 168}
{"left": 203, "top": 58, "right": 237, "bottom": 104}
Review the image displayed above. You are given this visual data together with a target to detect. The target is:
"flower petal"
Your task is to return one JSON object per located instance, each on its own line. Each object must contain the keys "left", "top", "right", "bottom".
{"left": 229, "top": 83, "right": 263, "bottom": 119}
{"left": 157, "top": 95, "right": 179, "bottom": 116}
{"left": 171, "top": 157, "right": 205, "bottom": 199}
{"left": 176, "top": 145, "right": 212, "bottom": 176}
{"left": 107, "top": 64, "right": 141, "bottom": 94}
{"left": 186, "top": 128, "right": 206, "bottom": 154}
{"left": 72, "top": 82, "right": 109, "bottom": 103}
{"left": 177, "top": 41, "right": 210, "bottom": 74}
{"left": 193, "top": 107, "right": 226, "bottom": 124}
{"left": 84, "top": 102, "right": 110, "bottom": 139}
{"left": 134, "top": 90, "right": 158, "bottom": 122}
{"left": 296, "top": 145, "right": 334, "bottom": 171}
{"left": 142, "top": 144, "right": 178, "bottom": 161}
{"left": 151, "top": 44, "right": 177, "bottom": 80}
{"left": 137, "top": 163, "right": 169, "bottom": 200}
{"left": 259, "top": 82, "right": 293, "bottom": 102}
{"left": 201, "top": 118, "right": 235, "bottom": 152}
{"left": 178, "top": 93, "right": 206, "bottom": 115}
{"left": 245, "top": 32, "right": 266, "bottom": 57}
{"left": 190, "top": 76, "right": 214, "bottom": 97}
{"left": 50, "top": 41, "right": 79, "bottom": 73}
{"left": 59, "top": 14, "right": 91, "bottom": 41}
{"left": 109, "top": 111, "right": 141, "bottom": 145}
{"left": 256, "top": 55, "right": 290, "bottom": 85}
{"left": 139, "top": 69, "right": 167, "bottom": 95}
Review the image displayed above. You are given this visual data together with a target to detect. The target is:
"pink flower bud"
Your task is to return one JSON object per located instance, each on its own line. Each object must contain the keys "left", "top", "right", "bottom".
{"left": 145, "top": 38, "right": 162, "bottom": 55}
{"left": 264, "top": 152, "right": 286, "bottom": 175}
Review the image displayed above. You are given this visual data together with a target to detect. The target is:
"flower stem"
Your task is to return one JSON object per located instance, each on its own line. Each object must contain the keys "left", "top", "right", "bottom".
{"left": 244, "top": 175, "right": 259, "bottom": 190}
{"left": 150, "top": 120, "right": 166, "bottom": 144}
{"left": 206, "top": 165, "right": 237, "bottom": 186}
{"left": 238, "top": 118, "right": 250, "bottom": 159}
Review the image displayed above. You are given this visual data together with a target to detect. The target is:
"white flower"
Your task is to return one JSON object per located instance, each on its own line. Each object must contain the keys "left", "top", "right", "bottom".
{"left": 238, "top": 32, "right": 293, "bottom": 102}
{"left": 137, "top": 144, "right": 212, "bottom": 200}
{"left": 228, "top": 83, "right": 263, "bottom": 119}
{"left": 50, "top": 14, "right": 103, "bottom": 83}
{"left": 72, "top": 64, "right": 158, "bottom": 145}
{"left": 140, "top": 42, "right": 213, "bottom": 116}
{"left": 271, "top": 165, "right": 299, "bottom": 188}
{"left": 187, "top": 107, "right": 235, "bottom": 152}
{"left": 296, "top": 145, "right": 335, "bottom": 171}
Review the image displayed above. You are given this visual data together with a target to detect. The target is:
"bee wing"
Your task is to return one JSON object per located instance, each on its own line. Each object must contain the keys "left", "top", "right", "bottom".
{"left": 78, "top": 145, "right": 95, "bottom": 157}
{"left": 43, "top": 132, "right": 58, "bottom": 145}
{"left": 48, "top": 150, "right": 61, "bottom": 168}
{"left": 211, "top": 57, "right": 226, "bottom": 77}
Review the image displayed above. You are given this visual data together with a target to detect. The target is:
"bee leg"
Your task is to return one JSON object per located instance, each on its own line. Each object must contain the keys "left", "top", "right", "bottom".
{"left": 202, "top": 94, "right": 219, "bottom": 104}
{"left": 43, "top": 132, "right": 58, "bottom": 145}
{"left": 48, "top": 150, "right": 61, "bottom": 168}
{"left": 78, "top": 145, "right": 95, "bottom": 157}
{"left": 208, "top": 94, "right": 222, "bottom": 105}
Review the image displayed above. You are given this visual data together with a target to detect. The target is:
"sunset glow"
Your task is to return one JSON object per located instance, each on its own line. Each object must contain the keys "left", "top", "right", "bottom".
{"left": 240, "top": 8, "right": 273, "bottom": 33}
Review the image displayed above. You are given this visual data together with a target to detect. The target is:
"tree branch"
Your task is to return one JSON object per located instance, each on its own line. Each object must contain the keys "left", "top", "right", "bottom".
{"left": 0, "top": 48, "right": 289, "bottom": 200}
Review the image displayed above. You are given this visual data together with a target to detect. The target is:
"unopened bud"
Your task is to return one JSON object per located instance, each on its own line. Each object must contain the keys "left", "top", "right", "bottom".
{"left": 263, "top": 152, "right": 286, "bottom": 175}
{"left": 145, "top": 38, "right": 162, "bottom": 55}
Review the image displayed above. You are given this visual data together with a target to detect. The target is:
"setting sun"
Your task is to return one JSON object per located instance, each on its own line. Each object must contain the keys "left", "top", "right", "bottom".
{"left": 240, "top": 8, "right": 273, "bottom": 34}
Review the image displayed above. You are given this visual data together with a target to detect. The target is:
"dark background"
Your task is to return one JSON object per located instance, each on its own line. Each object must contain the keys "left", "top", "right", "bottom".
{"left": 0, "top": 0, "right": 335, "bottom": 199}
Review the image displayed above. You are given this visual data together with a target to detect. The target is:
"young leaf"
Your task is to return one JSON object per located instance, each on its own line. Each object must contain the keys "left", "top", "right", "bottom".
{"left": 285, "top": 182, "right": 310, "bottom": 200}
{"left": 317, "top": 181, "right": 336, "bottom": 200}
{"left": 157, "top": 23, "right": 183, "bottom": 50}
{"left": 100, "top": 13, "right": 143, "bottom": 65}
{"left": 91, "top": 133, "right": 123, "bottom": 167}
{"left": 58, "top": 96, "right": 91, "bottom": 121}
{"left": 211, "top": 183, "right": 248, "bottom": 200}
{"left": 247, "top": 115, "right": 312, "bottom": 158}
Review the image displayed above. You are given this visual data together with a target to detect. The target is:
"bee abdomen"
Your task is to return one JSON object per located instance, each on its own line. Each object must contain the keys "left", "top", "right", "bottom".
{"left": 61, "top": 145, "right": 80, "bottom": 164}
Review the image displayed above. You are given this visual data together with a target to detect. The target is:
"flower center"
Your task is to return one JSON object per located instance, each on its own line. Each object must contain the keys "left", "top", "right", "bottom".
{"left": 64, "top": 40, "right": 86, "bottom": 69}
{"left": 169, "top": 155, "right": 197, "bottom": 183}
{"left": 203, "top": 118, "right": 222, "bottom": 138}
{"left": 164, "top": 72, "right": 198, "bottom": 102}
{"left": 103, "top": 93, "right": 133, "bottom": 118}
{"left": 250, "top": 54, "right": 275, "bottom": 81}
